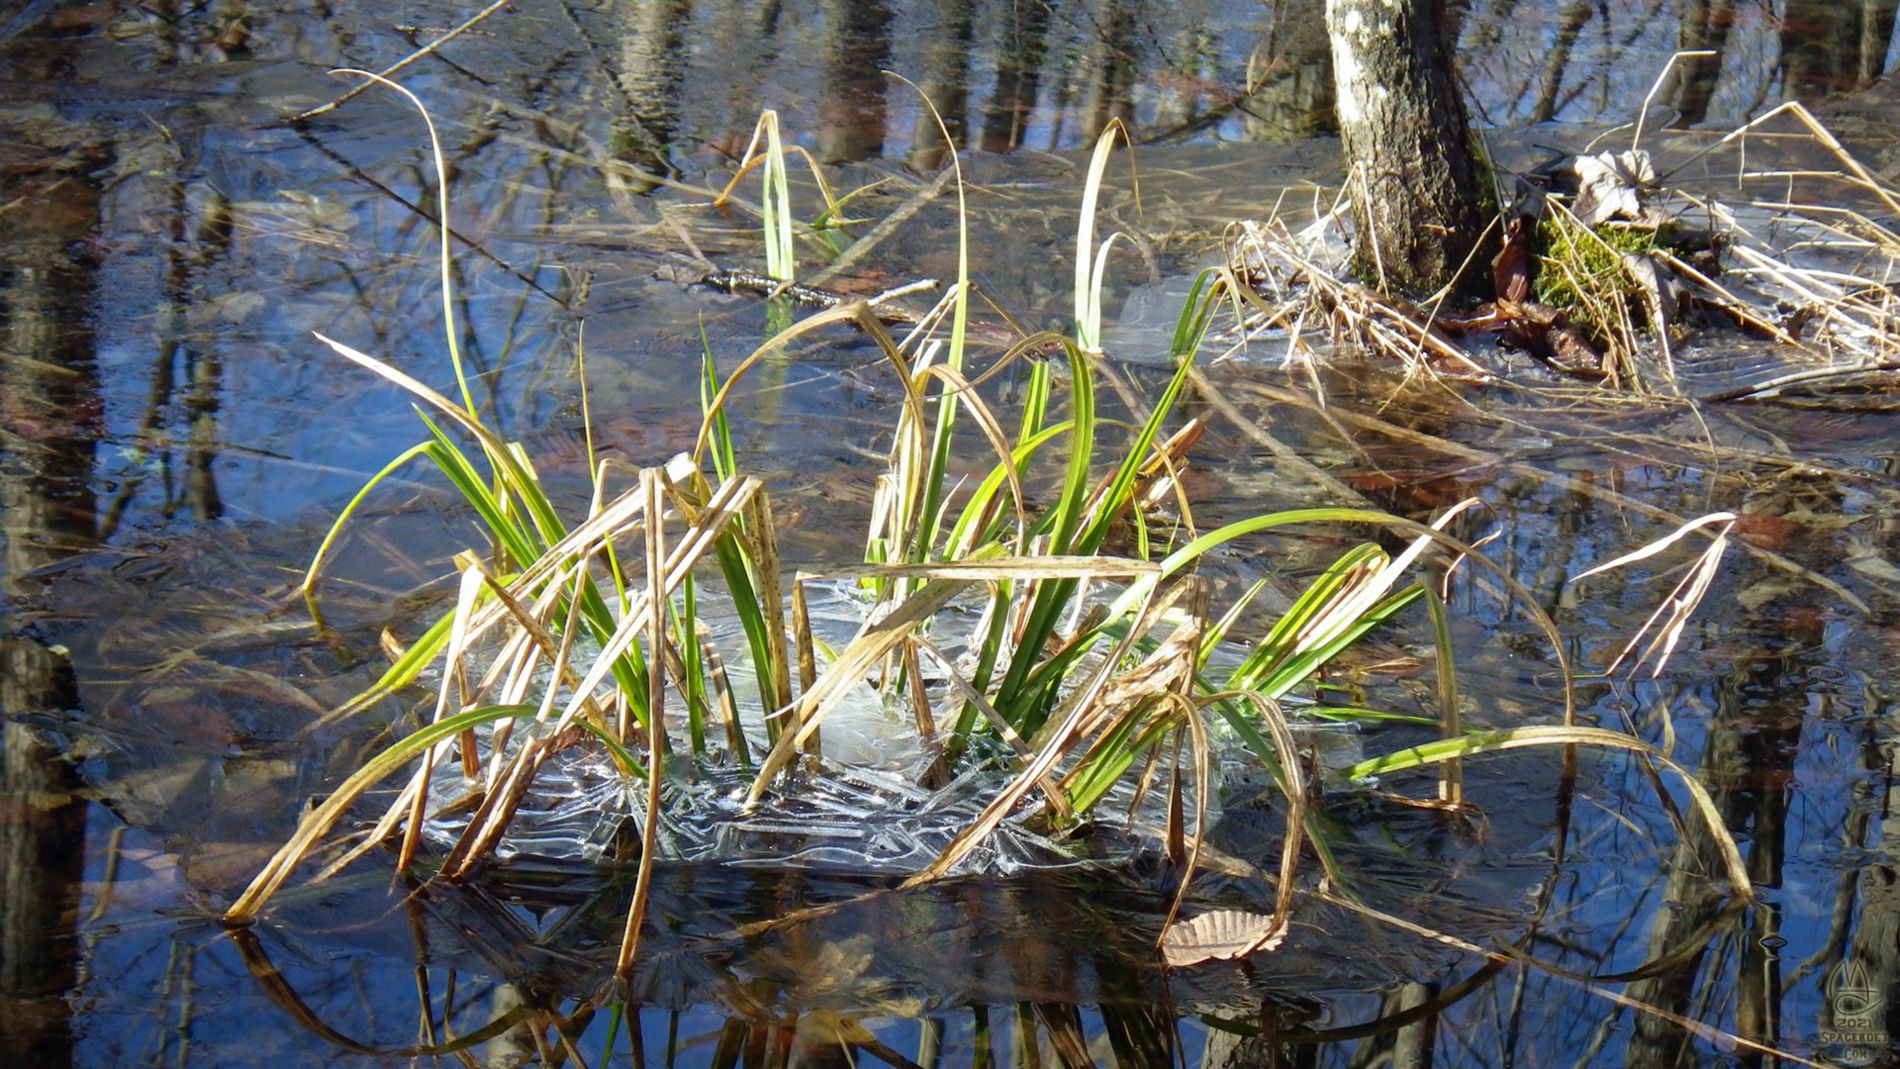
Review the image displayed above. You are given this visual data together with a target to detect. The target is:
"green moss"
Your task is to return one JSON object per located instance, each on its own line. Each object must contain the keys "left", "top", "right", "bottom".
{"left": 1531, "top": 217, "right": 1661, "bottom": 336}
{"left": 1467, "top": 128, "right": 1502, "bottom": 220}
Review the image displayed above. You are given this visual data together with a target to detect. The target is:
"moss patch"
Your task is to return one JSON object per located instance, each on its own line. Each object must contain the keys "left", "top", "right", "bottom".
{"left": 1531, "top": 217, "right": 1662, "bottom": 341}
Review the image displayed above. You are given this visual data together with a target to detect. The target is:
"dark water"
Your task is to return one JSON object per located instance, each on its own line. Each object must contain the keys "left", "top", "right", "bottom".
{"left": 3, "top": 2, "right": 1898, "bottom": 1066}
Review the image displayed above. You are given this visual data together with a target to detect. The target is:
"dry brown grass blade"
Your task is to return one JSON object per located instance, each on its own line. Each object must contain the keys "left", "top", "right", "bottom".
{"left": 900, "top": 637, "right": 949, "bottom": 788}
{"left": 1213, "top": 689, "right": 1309, "bottom": 924}
{"left": 1718, "top": 100, "right": 1900, "bottom": 220}
{"left": 1652, "top": 248, "right": 1811, "bottom": 352}
{"left": 1053, "top": 615, "right": 1200, "bottom": 782}
{"left": 396, "top": 562, "right": 486, "bottom": 872}
{"left": 472, "top": 559, "right": 615, "bottom": 733}
{"left": 617, "top": 469, "right": 671, "bottom": 978}
{"left": 1240, "top": 220, "right": 1495, "bottom": 382}
{"left": 441, "top": 733, "right": 560, "bottom": 880}
{"left": 553, "top": 476, "right": 759, "bottom": 728}
{"left": 908, "top": 633, "right": 1072, "bottom": 817}
{"left": 743, "top": 566, "right": 991, "bottom": 803}
{"left": 740, "top": 489, "right": 794, "bottom": 717}
{"left": 703, "top": 636, "right": 746, "bottom": 758}
{"left": 309, "top": 486, "right": 652, "bottom": 732}
{"left": 789, "top": 576, "right": 818, "bottom": 750}
{"left": 1156, "top": 665, "right": 1215, "bottom": 942}
{"left": 829, "top": 555, "right": 1162, "bottom": 582}
{"left": 1232, "top": 378, "right": 1872, "bottom": 616}
{"left": 1573, "top": 512, "right": 1737, "bottom": 678}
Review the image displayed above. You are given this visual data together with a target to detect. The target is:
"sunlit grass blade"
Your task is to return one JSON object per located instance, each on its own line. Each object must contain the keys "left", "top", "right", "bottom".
{"left": 889, "top": 74, "right": 975, "bottom": 566}
{"left": 301, "top": 441, "right": 431, "bottom": 594}
{"left": 1423, "top": 585, "right": 1462, "bottom": 804}
{"left": 1074, "top": 119, "right": 1135, "bottom": 352}
{"left": 616, "top": 468, "right": 671, "bottom": 977}
{"left": 223, "top": 703, "right": 633, "bottom": 925}
{"left": 1341, "top": 726, "right": 1752, "bottom": 898}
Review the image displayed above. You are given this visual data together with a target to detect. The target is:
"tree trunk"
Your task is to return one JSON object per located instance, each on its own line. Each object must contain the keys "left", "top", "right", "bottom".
{"left": 1781, "top": 0, "right": 1859, "bottom": 101}
{"left": 1082, "top": 0, "right": 1142, "bottom": 144}
{"left": 907, "top": 0, "right": 976, "bottom": 171}
{"left": 816, "top": 0, "right": 892, "bottom": 163}
{"left": 1531, "top": 0, "right": 1594, "bottom": 123}
{"left": 1326, "top": 0, "right": 1490, "bottom": 297}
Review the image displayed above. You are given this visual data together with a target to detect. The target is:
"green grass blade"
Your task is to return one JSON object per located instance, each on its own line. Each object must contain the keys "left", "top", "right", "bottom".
{"left": 1076, "top": 332, "right": 1196, "bottom": 555}
{"left": 1342, "top": 725, "right": 1752, "bottom": 898}
{"left": 301, "top": 441, "right": 432, "bottom": 593}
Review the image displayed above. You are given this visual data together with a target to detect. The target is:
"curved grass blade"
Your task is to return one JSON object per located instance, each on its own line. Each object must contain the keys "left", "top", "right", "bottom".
{"left": 1342, "top": 725, "right": 1752, "bottom": 898}
{"left": 301, "top": 441, "right": 431, "bottom": 593}
{"left": 225, "top": 703, "right": 641, "bottom": 925}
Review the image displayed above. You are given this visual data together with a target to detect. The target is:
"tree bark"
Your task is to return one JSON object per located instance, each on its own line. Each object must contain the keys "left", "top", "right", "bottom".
{"left": 1326, "top": 0, "right": 1490, "bottom": 297}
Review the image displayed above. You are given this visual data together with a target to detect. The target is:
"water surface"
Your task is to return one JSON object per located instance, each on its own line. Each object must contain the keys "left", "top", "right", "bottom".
{"left": 3, "top": 2, "right": 1898, "bottom": 1066}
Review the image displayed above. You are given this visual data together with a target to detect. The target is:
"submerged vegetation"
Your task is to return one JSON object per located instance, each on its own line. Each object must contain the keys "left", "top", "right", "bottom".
{"left": 221, "top": 81, "right": 1758, "bottom": 996}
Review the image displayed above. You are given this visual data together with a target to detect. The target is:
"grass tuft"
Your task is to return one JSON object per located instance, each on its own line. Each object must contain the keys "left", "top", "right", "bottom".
{"left": 226, "top": 93, "right": 1755, "bottom": 981}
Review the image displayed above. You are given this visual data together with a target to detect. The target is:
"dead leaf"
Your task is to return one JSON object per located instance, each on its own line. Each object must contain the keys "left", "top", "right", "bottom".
{"left": 1491, "top": 215, "right": 1532, "bottom": 304}
{"left": 1564, "top": 149, "right": 1656, "bottom": 226}
{"left": 1620, "top": 251, "right": 1677, "bottom": 324}
{"left": 1544, "top": 324, "right": 1606, "bottom": 378}
{"left": 1161, "top": 909, "right": 1287, "bottom": 967}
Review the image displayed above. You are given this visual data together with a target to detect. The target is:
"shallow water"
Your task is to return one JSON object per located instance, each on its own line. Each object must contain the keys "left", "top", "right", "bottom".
{"left": 3, "top": 3, "right": 1899, "bottom": 1067}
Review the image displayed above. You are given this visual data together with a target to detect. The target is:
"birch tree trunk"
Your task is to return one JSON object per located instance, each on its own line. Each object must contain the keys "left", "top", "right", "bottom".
{"left": 1326, "top": 0, "right": 1489, "bottom": 296}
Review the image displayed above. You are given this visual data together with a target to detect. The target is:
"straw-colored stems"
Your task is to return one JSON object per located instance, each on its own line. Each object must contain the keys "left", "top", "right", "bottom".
{"left": 396, "top": 563, "right": 488, "bottom": 871}
{"left": 549, "top": 476, "right": 759, "bottom": 729}
{"left": 789, "top": 577, "right": 818, "bottom": 755}
{"left": 225, "top": 705, "right": 526, "bottom": 924}
{"left": 616, "top": 469, "right": 671, "bottom": 979}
